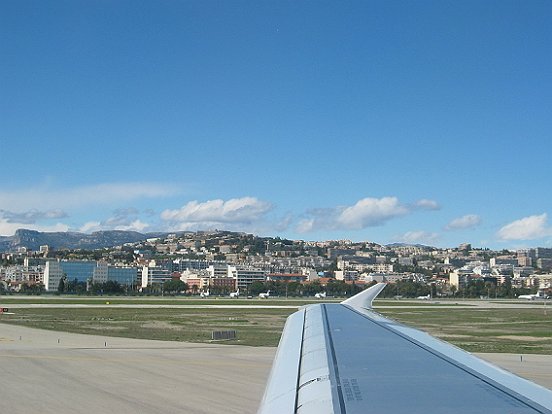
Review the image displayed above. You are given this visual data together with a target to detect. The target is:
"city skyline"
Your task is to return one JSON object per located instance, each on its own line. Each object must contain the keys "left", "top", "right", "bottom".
{"left": 1, "top": 1, "right": 551, "bottom": 249}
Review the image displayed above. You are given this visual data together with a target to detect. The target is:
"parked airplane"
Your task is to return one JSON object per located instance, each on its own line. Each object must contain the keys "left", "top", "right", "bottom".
{"left": 259, "top": 290, "right": 270, "bottom": 299}
{"left": 199, "top": 289, "right": 210, "bottom": 298}
{"left": 314, "top": 291, "right": 326, "bottom": 299}
{"left": 518, "top": 293, "right": 542, "bottom": 300}
{"left": 229, "top": 288, "right": 240, "bottom": 298}
{"left": 258, "top": 283, "right": 552, "bottom": 413}
{"left": 416, "top": 294, "right": 431, "bottom": 300}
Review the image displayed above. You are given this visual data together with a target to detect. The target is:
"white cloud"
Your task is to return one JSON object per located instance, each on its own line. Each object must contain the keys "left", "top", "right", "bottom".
{"left": 79, "top": 221, "right": 102, "bottom": 233}
{"left": 296, "top": 196, "right": 436, "bottom": 233}
{"left": 0, "top": 219, "right": 69, "bottom": 236}
{"left": 446, "top": 214, "right": 481, "bottom": 230}
{"left": 497, "top": 214, "right": 552, "bottom": 241}
{"left": 414, "top": 199, "right": 440, "bottom": 210}
{"left": 161, "top": 197, "right": 273, "bottom": 230}
{"left": 274, "top": 213, "right": 294, "bottom": 232}
{"left": 78, "top": 210, "right": 151, "bottom": 233}
{"left": 399, "top": 231, "right": 440, "bottom": 244}
{"left": 114, "top": 220, "right": 150, "bottom": 232}
{"left": 0, "top": 182, "right": 172, "bottom": 235}
{"left": 0, "top": 182, "right": 176, "bottom": 211}
{"left": 296, "top": 219, "right": 315, "bottom": 233}
{"left": 337, "top": 197, "right": 409, "bottom": 229}
{"left": 0, "top": 209, "right": 68, "bottom": 224}
{"left": 0, "top": 209, "right": 71, "bottom": 236}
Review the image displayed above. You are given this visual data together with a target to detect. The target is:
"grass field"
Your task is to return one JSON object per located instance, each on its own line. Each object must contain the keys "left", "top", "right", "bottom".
{"left": 0, "top": 307, "right": 293, "bottom": 347}
{"left": 381, "top": 307, "right": 552, "bottom": 354}
{"left": 1, "top": 298, "right": 550, "bottom": 353}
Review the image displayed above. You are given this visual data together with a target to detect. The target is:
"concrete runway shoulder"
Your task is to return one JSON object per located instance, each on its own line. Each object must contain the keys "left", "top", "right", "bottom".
{"left": 0, "top": 323, "right": 275, "bottom": 414}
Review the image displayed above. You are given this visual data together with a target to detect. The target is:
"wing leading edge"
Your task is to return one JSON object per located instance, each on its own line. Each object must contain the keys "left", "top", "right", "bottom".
{"left": 258, "top": 283, "right": 552, "bottom": 414}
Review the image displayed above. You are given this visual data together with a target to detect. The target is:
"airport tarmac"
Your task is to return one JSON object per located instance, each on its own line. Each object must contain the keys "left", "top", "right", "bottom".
{"left": 1, "top": 323, "right": 551, "bottom": 414}
{"left": 0, "top": 323, "right": 275, "bottom": 414}
{"left": 474, "top": 352, "right": 552, "bottom": 391}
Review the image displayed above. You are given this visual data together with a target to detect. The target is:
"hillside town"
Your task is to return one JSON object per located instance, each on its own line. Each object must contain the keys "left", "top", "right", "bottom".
{"left": 1, "top": 230, "right": 551, "bottom": 298}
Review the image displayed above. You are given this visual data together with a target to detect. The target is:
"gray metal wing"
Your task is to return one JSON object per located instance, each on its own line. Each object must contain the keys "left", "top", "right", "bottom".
{"left": 258, "top": 282, "right": 552, "bottom": 414}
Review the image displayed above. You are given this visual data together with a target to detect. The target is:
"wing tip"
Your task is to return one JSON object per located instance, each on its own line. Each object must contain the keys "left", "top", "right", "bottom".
{"left": 341, "top": 282, "right": 387, "bottom": 309}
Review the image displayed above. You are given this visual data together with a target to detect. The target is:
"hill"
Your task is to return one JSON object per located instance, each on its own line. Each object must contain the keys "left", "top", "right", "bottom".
{"left": 0, "top": 229, "right": 149, "bottom": 252}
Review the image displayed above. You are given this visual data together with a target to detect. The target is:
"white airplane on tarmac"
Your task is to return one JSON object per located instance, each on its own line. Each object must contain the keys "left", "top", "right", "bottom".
{"left": 314, "top": 292, "right": 326, "bottom": 299}
{"left": 518, "top": 293, "right": 542, "bottom": 300}
{"left": 229, "top": 288, "right": 240, "bottom": 298}
{"left": 259, "top": 290, "right": 270, "bottom": 299}
{"left": 200, "top": 289, "right": 210, "bottom": 298}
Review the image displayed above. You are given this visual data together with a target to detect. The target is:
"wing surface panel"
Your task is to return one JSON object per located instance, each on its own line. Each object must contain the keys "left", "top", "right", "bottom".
{"left": 359, "top": 307, "right": 552, "bottom": 410}
{"left": 325, "top": 304, "right": 552, "bottom": 413}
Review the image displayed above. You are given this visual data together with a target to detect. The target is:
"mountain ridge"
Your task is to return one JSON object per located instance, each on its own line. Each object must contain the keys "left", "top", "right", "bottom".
{"left": 0, "top": 229, "right": 152, "bottom": 252}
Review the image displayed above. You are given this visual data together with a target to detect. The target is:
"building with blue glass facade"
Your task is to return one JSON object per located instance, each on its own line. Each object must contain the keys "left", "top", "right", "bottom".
{"left": 60, "top": 261, "right": 97, "bottom": 283}
{"left": 108, "top": 266, "right": 139, "bottom": 287}
{"left": 56, "top": 260, "right": 139, "bottom": 287}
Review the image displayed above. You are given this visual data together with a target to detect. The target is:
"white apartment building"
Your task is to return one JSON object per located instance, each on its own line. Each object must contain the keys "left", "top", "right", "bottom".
{"left": 361, "top": 272, "right": 412, "bottom": 283}
{"left": 93, "top": 261, "right": 108, "bottom": 284}
{"left": 526, "top": 274, "right": 552, "bottom": 289}
{"left": 227, "top": 265, "right": 266, "bottom": 291}
{"left": 208, "top": 264, "right": 230, "bottom": 278}
{"left": 335, "top": 270, "right": 359, "bottom": 281}
{"left": 372, "top": 263, "right": 394, "bottom": 273}
{"left": 43, "top": 260, "right": 63, "bottom": 291}
{"left": 141, "top": 265, "right": 172, "bottom": 288}
{"left": 449, "top": 271, "right": 473, "bottom": 289}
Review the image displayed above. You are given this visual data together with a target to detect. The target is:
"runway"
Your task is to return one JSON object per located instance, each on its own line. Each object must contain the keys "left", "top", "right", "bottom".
{"left": 3, "top": 298, "right": 550, "bottom": 310}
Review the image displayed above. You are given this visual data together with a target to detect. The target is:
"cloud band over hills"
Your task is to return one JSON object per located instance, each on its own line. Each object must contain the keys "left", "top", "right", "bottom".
{"left": 1, "top": 183, "right": 551, "bottom": 248}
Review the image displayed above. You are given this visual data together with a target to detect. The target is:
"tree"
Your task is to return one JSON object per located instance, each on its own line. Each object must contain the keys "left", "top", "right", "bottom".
{"left": 379, "top": 280, "right": 430, "bottom": 298}
{"left": 65, "top": 278, "right": 87, "bottom": 295}
{"left": 286, "top": 282, "right": 302, "bottom": 297}
{"left": 57, "top": 275, "right": 67, "bottom": 294}
{"left": 163, "top": 280, "right": 187, "bottom": 295}
{"left": 104, "top": 281, "right": 124, "bottom": 294}
{"left": 302, "top": 281, "right": 323, "bottom": 296}
{"left": 326, "top": 280, "right": 348, "bottom": 297}
{"left": 248, "top": 281, "right": 267, "bottom": 296}
{"left": 89, "top": 282, "right": 104, "bottom": 295}
{"left": 20, "top": 283, "right": 45, "bottom": 295}
{"left": 348, "top": 282, "right": 364, "bottom": 296}
{"left": 88, "top": 281, "right": 125, "bottom": 295}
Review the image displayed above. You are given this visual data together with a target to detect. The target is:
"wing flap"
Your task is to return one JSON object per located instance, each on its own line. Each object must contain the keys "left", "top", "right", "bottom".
{"left": 257, "top": 309, "right": 304, "bottom": 414}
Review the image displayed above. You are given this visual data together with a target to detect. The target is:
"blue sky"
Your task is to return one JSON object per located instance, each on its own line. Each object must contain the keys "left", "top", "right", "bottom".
{"left": 1, "top": 0, "right": 551, "bottom": 249}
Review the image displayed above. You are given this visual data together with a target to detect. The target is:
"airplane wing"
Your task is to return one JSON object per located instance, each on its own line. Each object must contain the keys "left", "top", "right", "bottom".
{"left": 257, "top": 283, "right": 552, "bottom": 414}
